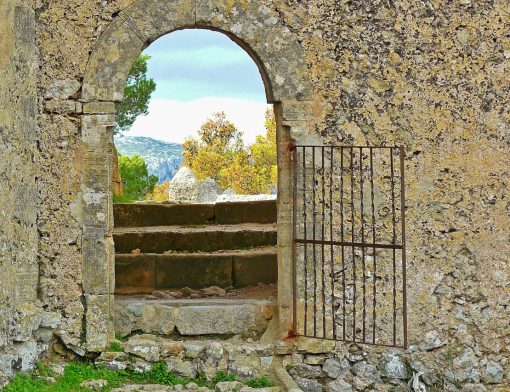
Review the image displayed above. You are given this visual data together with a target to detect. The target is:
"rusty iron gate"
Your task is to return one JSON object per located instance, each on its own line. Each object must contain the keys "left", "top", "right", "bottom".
{"left": 292, "top": 145, "right": 407, "bottom": 348}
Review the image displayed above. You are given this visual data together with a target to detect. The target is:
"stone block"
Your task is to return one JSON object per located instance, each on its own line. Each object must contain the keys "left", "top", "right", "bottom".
{"left": 144, "top": 0, "right": 195, "bottom": 41}
{"left": 113, "top": 226, "right": 277, "bottom": 253}
{"left": 294, "top": 337, "right": 335, "bottom": 354}
{"left": 14, "top": 6, "right": 35, "bottom": 45}
{"left": 155, "top": 254, "right": 232, "bottom": 289}
{"left": 251, "top": 26, "right": 312, "bottom": 102}
{"left": 174, "top": 303, "right": 269, "bottom": 335}
{"left": 124, "top": 334, "right": 161, "bottom": 362}
{"left": 82, "top": 101, "right": 116, "bottom": 114}
{"left": 82, "top": 227, "right": 110, "bottom": 294}
{"left": 44, "top": 79, "right": 81, "bottom": 99}
{"left": 113, "top": 203, "right": 215, "bottom": 227}
{"left": 45, "top": 100, "right": 80, "bottom": 113}
{"left": 195, "top": 0, "right": 279, "bottom": 46}
{"left": 115, "top": 254, "right": 156, "bottom": 294}
{"left": 232, "top": 253, "right": 277, "bottom": 288}
{"left": 281, "top": 100, "right": 315, "bottom": 122}
{"left": 85, "top": 294, "right": 112, "bottom": 352}
{"left": 214, "top": 200, "right": 277, "bottom": 224}
{"left": 166, "top": 358, "right": 196, "bottom": 378}
{"left": 11, "top": 304, "right": 42, "bottom": 342}
{"left": 81, "top": 114, "right": 115, "bottom": 147}
{"left": 82, "top": 17, "right": 145, "bottom": 101}
{"left": 121, "top": 1, "right": 160, "bottom": 42}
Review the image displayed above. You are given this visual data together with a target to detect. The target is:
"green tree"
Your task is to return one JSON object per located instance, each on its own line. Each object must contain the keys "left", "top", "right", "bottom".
{"left": 183, "top": 110, "right": 278, "bottom": 194}
{"left": 115, "top": 154, "right": 158, "bottom": 202}
{"left": 115, "top": 54, "right": 156, "bottom": 133}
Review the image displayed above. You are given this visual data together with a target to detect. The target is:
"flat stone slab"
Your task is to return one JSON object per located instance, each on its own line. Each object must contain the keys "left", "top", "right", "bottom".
{"left": 155, "top": 253, "right": 233, "bottom": 290}
{"left": 214, "top": 200, "right": 277, "bottom": 224}
{"left": 113, "top": 224, "right": 277, "bottom": 253}
{"left": 116, "top": 254, "right": 156, "bottom": 293}
{"left": 113, "top": 200, "right": 277, "bottom": 228}
{"left": 114, "top": 298, "right": 277, "bottom": 337}
{"left": 233, "top": 252, "right": 278, "bottom": 288}
{"left": 115, "top": 248, "right": 277, "bottom": 293}
{"left": 114, "top": 203, "right": 215, "bottom": 227}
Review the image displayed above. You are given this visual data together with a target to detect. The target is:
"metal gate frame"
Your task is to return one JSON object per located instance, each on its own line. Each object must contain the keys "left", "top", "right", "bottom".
{"left": 292, "top": 144, "right": 407, "bottom": 349}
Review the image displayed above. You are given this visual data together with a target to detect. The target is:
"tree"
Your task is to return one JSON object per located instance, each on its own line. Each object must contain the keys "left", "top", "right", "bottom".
{"left": 182, "top": 112, "right": 244, "bottom": 189}
{"left": 115, "top": 154, "right": 158, "bottom": 202}
{"left": 145, "top": 180, "right": 171, "bottom": 202}
{"left": 182, "top": 110, "right": 278, "bottom": 194}
{"left": 113, "top": 54, "right": 156, "bottom": 199}
{"left": 115, "top": 54, "right": 156, "bottom": 134}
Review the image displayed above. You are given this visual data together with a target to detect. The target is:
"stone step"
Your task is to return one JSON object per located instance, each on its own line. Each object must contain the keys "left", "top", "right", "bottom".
{"left": 113, "top": 224, "right": 277, "bottom": 254}
{"left": 114, "top": 200, "right": 277, "bottom": 227}
{"left": 114, "top": 297, "right": 277, "bottom": 337}
{"left": 115, "top": 248, "right": 278, "bottom": 294}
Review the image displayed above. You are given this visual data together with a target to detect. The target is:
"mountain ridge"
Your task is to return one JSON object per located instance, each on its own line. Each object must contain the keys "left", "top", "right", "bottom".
{"left": 115, "top": 135, "right": 184, "bottom": 183}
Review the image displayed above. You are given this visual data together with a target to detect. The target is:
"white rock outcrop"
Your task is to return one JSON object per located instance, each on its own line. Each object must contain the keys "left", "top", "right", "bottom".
{"left": 168, "top": 166, "right": 277, "bottom": 204}
{"left": 168, "top": 167, "right": 200, "bottom": 203}
{"left": 197, "top": 177, "right": 222, "bottom": 203}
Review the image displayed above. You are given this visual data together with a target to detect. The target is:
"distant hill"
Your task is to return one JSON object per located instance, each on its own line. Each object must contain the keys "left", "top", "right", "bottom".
{"left": 115, "top": 135, "right": 184, "bottom": 184}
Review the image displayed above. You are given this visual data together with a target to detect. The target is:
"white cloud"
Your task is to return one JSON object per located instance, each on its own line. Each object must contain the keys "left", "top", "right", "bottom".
{"left": 149, "top": 47, "right": 249, "bottom": 67}
{"left": 128, "top": 98, "right": 271, "bottom": 144}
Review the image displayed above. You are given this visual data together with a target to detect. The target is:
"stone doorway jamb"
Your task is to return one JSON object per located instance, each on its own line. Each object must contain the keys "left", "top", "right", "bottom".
{"left": 81, "top": 0, "right": 314, "bottom": 351}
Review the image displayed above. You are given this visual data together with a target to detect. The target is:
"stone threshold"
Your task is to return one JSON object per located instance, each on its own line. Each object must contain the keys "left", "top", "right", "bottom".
{"left": 114, "top": 297, "right": 277, "bottom": 337}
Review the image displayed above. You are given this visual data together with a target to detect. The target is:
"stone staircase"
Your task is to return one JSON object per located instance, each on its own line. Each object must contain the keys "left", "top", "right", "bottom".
{"left": 113, "top": 200, "right": 278, "bottom": 294}
{"left": 113, "top": 201, "right": 278, "bottom": 338}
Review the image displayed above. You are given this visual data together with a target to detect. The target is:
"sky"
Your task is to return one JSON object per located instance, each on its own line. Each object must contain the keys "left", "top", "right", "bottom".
{"left": 128, "top": 29, "right": 270, "bottom": 144}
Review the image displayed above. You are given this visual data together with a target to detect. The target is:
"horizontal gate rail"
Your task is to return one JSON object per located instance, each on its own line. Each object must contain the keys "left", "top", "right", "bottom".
{"left": 292, "top": 145, "right": 407, "bottom": 349}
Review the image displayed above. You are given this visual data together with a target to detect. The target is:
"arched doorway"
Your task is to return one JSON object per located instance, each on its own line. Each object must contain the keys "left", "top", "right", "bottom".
{"left": 80, "top": 0, "right": 313, "bottom": 351}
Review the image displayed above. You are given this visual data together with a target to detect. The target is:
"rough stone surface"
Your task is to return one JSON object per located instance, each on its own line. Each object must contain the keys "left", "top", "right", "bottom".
{"left": 0, "top": 0, "right": 509, "bottom": 389}
{"left": 322, "top": 358, "right": 351, "bottom": 379}
{"left": 80, "top": 379, "right": 108, "bottom": 391}
{"left": 114, "top": 299, "right": 275, "bottom": 337}
{"left": 293, "top": 377, "right": 322, "bottom": 392}
{"left": 124, "top": 335, "right": 161, "bottom": 362}
{"left": 44, "top": 79, "right": 81, "bottom": 99}
{"left": 197, "top": 178, "right": 222, "bottom": 203}
{"left": 168, "top": 167, "right": 201, "bottom": 204}
{"left": 327, "top": 379, "right": 352, "bottom": 392}
{"left": 482, "top": 361, "right": 503, "bottom": 384}
{"left": 215, "top": 381, "right": 243, "bottom": 392}
{"left": 383, "top": 354, "right": 410, "bottom": 380}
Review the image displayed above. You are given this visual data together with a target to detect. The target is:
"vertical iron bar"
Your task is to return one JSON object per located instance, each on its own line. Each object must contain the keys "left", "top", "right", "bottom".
{"left": 292, "top": 144, "right": 298, "bottom": 336}
{"left": 359, "top": 147, "right": 366, "bottom": 343}
{"left": 369, "top": 148, "right": 377, "bottom": 344}
{"left": 291, "top": 144, "right": 405, "bottom": 348}
{"left": 321, "top": 147, "right": 327, "bottom": 338}
{"left": 330, "top": 146, "right": 336, "bottom": 340}
{"left": 312, "top": 147, "right": 317, "bottom": 337}
{"left": 340, "top": 147, "right": 346, "bottom": 341}
{"left": 350, "top": 148, "right": 356, "bottom": 342}
{"left": 302, "top": 147, "right": 308, "bottom": 337}
{"left": 390, "top": 148, "right": 397, "bottom": 346}
{"left": 400, "top": 146, "right": 408, "bottom": 349}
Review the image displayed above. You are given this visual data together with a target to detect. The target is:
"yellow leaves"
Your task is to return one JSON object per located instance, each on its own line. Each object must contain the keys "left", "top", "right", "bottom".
{"left": 145, "top": 180, "right": 171, "bottom": 202}
{"left": 182, "top": 110, "right": 278, "bottom": 195}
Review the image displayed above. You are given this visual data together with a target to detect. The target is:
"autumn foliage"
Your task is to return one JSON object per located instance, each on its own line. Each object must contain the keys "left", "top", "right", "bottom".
{"left": 182, "top": 110, "right": 277, "bottom": 195}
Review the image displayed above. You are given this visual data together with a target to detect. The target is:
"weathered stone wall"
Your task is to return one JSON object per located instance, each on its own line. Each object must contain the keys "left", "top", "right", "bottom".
{"left": 0, "top": 0, "right": 509, "bottom": 389}
{"left": 0, "top": 0, "right": 62, "bottom": 384}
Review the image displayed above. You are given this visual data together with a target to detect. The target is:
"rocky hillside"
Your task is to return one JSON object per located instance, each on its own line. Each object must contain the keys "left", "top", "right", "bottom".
{"left": 115, "top": 135, "right": 184, "bottom": 183}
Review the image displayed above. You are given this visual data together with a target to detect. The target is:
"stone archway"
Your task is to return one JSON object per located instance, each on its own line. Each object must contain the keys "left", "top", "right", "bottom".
{"left": 80, "top": 0, "right": 314, "bottom": 351}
